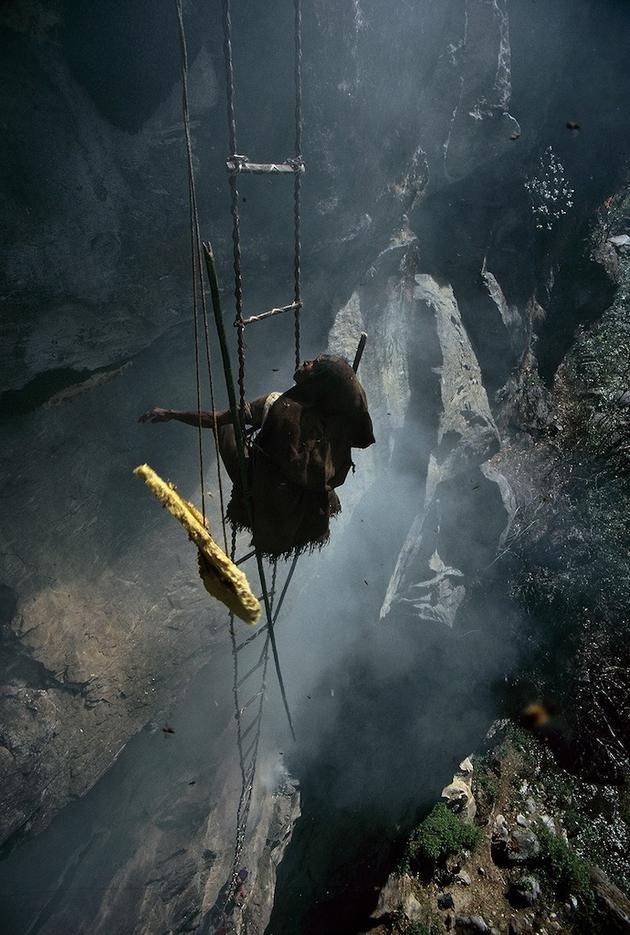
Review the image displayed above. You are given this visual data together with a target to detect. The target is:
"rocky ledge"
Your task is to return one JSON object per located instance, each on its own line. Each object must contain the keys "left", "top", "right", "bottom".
{"left": 364, "top": 723, "right": 630, "bottom": 935}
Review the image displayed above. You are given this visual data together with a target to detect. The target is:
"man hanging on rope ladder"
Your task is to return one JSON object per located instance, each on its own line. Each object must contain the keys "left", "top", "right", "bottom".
{"left": 139, "top": 354, "right": 375, "bottom": 557}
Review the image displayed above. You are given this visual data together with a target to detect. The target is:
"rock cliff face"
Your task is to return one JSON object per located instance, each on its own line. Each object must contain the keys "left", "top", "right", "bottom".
{"left": 1, "top": 0, "right": 630, "bottom": 932}
{"left": 379, "top": 272, "right": 501, "bottom": 627}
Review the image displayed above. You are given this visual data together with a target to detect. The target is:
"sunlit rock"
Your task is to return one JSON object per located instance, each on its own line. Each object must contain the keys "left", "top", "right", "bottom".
{"left": 381, "top": 274, "right": 505, "bottom": 627}
{"left": 370, "top": 871, "right": 425, "bottom": 925}
{"left": 441, "top": 755, "right": 477, "bottom": 823}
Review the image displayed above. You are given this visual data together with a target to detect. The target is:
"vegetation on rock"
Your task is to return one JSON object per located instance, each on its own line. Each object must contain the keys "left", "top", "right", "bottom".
{"left": 535, "top": 823, "right": 593, "bottom": 902}
{"left": 404, "top": 804, "right": 481, "bottom": 872}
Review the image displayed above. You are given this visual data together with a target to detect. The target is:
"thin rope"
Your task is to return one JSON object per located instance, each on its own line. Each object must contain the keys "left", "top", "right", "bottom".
{"left": 208, "top": 0, "right": 306, "bottom": 917}
{"left": 216, "top": 0, "right": 305, "bottom": 714}
{"left": 177, "top": 5, "right": 256, "bottom": 906}
{"left": 213, "top": 0, "right": 298, "bottom": 743}
{"left": 176, "top": 0, "right": 206, "bottom": 520}
{"left": 222, "top": 0, "right": 238, "bottom": 157}
{"left": 222, "top": 0, "right": 247, "bottom": 419}
{"left": 223, "top": 514, "right": 271, "bottom": 907}
{"left": 176, "top": 0, "right": 229, "bottom": 544}
{"left": 228, "top": 525, "right": 248, "bottom": 787}
{"left": 194, "top": 192, "right": 228, "bottom": 548}
{"left": 226, "top": 631, "right": 270, "bottom": 905}
{"left": 293, "top": 0, "right": 303, "bottom": 370}
{"left": 204, "top": 243, "right": 295, "bottom": 743}
{"left": 269, "top": 558, "right": 278, "bottom": 613}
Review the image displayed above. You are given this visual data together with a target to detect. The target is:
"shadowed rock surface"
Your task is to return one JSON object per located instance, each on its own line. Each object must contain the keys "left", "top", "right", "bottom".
{"left": 1, "top": 1, "right": 630, "bottom": 933}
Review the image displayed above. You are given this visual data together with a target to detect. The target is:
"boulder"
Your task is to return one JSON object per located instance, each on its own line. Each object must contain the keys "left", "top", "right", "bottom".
{"left": 608, "top": 234, "right": 630, "bottom": 250}
{"left": 509, "top": 875, "right": 542, "bottom": 907}
{"left": 441, "top": 755, "right": 477, "bottom": 822}
{"left": 492, "top": 829, "right": 541, "bottom": 865}
{"left": 438, "top": 891, "right": 456, "bottom": 909}
{"left": 371, "top": 872, "right": 424, "bottom": 923}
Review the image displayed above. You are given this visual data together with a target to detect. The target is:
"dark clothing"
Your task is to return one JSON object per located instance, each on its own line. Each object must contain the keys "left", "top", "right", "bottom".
{"left": 221, "top": 357, "right": 375, "bottom": 557}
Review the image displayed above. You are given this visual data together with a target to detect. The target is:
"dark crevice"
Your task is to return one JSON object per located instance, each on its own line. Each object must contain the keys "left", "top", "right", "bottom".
{"left": 0, "top": 368, "right": 92, "bottom": 417}
{"left": 0, "top": 584, "right": 18, "bottom": 629}
{"left": 536, "top": 252, "right": 619, "bottom": 384}
{"left": 0, "top": 811, "right": 44, "bottom": 862}
{"left": 0, "top": 633, "right": 89, "bottom": 698}
{"left": 0, "top": 357, "right": 132, "bottom": 419}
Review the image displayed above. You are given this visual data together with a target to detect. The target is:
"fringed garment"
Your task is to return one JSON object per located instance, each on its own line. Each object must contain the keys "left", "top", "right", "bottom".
{"left": 219, "top": 356, "right": 375, "bottom": 557}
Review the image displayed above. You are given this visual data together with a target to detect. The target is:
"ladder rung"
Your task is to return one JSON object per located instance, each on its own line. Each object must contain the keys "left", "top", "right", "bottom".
{"left": 240, "top": 690, "right": 263, "bottom": 714}
{"left": 242, "top": 734, "right": 259, "bottom": 764}
{"left": 236, "top": 549, "right": 257, "bottom": 565}
{"left": 240, "top": 710, "right": 262, "bottom": 743}
{"left": 235, "top": 625, "right": 268, "bottom": 652}
{"left": 237, "top": 655, "right": 265, "bottom": 688}
{"left": 241, "top": 302, "right": 300, "bottom": 327}
{"left": 227, "top": 158, "right": 305, "bottom": 175}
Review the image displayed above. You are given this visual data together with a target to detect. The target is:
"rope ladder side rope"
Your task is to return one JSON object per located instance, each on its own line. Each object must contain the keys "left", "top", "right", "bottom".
{"left": 203, "top": 243, "right": 296, "bottom": 743}
{"left": 175, "top": 0, "right": 228, "bottom": 539}
{"left": 178, "top": 0, "right": 305, "bottom": 920}
{"left": 214, "top": 0, "right": 305, "bottom": 910}
{"left": 175, "top": 3, "right": 276, "bottom": 918}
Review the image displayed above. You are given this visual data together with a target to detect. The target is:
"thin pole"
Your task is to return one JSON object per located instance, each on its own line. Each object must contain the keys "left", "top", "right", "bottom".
{"left": 203, "top": 241, "right": 296, "bottom": 741}
{"left": 352, "top": 332, "right": 368, "bottom": 373}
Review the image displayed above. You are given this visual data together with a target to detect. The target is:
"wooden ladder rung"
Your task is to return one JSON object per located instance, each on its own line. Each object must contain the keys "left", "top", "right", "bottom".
{"left": 227, "top": 158, "right": 305, "bottom": 175}
{"left": 241, "top": 302, "right": 300, "bottom": 327}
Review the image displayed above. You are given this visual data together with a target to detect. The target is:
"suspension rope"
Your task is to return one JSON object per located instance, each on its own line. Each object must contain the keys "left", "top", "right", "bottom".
{"left": 224, "top": 557, "right": 279, "bottom": 907}
{"left": 176, "top": 0, "right": 227, "bottom": 541}
{"left": 193, "top": 1, "right": 305, "bottom": 921}
{"left": 293, "top": 0, "right": 303, "bottom": 370}
{"left": 222, "top": 0, "right": 247, "bottom": 419}
{"left": 176, "top": 0, "right": 206, "bottom": 520}
{"left": 226, "top": 630, "right": 270, "bottom": 903}
{"left": 225, "top": 536, "right": 275, "bottom": 912}
{"left": 269, "top": 557, "right": 278, "bottom": 612}
{"left": 177, "top": 5, "right": 260, "bottom": 915}
{"left": 203, "top": 243, "right": 296, "bottom": 742}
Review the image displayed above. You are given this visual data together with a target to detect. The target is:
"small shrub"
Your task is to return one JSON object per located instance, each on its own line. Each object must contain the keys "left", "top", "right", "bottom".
{"left": 404, "top": 923, "right": 438, "bottom": 935}
{"left": 561, "top": 806, "right": 581, "bottom": 837}
{"left": 474, "top": 773, "right": 498, "bottom": 800}
{"left": 508, "top": 726, "right": 535, "bottom": 755}
{"left": 405, "top": 804, "right": 481, "bottom": 871}
{"left": 390, "top": 909, "right": 440, "bottom": 935}
{"left": 536, "top": 824, "right": 593, "bottom": 901}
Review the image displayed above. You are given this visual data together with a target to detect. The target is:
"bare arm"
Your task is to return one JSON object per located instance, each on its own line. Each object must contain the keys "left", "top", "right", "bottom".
{"left": 138, "top": 406, "right": 233, "bottom": 428}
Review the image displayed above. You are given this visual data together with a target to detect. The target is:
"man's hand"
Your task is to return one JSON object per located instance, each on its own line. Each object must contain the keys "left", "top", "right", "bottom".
{"left": 138, "top": 407, "right": 172, "bottom": 423}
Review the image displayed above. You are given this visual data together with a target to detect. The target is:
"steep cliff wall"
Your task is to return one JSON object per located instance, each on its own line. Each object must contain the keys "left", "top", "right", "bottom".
{"left": 1, "top": 1, "right": 629, "bottom": 933}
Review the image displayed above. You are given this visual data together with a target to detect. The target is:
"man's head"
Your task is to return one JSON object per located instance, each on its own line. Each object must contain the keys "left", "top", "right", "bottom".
{"left": 288, "top": 354, "right": 375, "bottom": 448}
{"left": 293, "top": 354, "right": 350, "bottom": 384}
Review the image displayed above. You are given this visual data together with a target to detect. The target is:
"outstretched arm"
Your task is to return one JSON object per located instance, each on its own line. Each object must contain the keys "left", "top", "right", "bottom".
{"left": 138, "top": 407, "right": 233, "bottom": 428}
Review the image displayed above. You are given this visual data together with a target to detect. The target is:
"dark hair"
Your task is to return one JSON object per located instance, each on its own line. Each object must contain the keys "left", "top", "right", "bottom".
{"left": 286, "top": 354, "right": 375, "bottom": 448}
